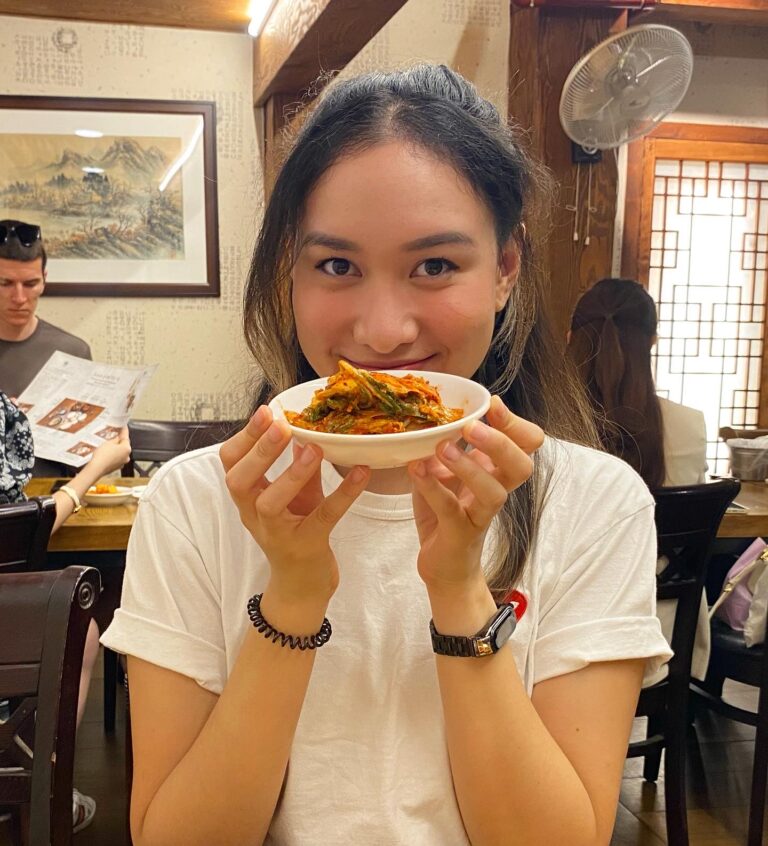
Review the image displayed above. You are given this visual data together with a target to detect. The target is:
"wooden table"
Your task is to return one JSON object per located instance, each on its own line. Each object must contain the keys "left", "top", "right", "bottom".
{"left": 25, "top": 477, "right": 146, "bottom": 552}
{"left": 26, "top": 475, "right": 768, "bottom": 545}
{"left": 718, "top": 480, "right": 768, "bottom": 538}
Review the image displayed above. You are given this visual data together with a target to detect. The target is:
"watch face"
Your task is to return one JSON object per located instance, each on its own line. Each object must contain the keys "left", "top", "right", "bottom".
{"left": 489, "top": 608, "right": 517, "bottom": 650}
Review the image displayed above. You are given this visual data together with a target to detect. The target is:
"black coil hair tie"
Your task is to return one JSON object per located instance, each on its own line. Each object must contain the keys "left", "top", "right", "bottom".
{"left": 246, "top": 593, "right": 332, "bottom": 650}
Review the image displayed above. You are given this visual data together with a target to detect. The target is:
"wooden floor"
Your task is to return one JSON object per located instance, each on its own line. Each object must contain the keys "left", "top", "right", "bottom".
{"left": 1, "top": 657, "right": 764, "bottom": 845}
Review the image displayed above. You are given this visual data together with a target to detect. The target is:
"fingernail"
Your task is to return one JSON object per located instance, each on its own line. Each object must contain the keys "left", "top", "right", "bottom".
{"left": 251, "top": 406, "right": 265, "bottom": 426}
{"left": 349, "top": 466, "right": 367, "bottom": 483}
{"left": 267, "top": 422, "right": 284, "bottom": 443}
{"left": 466, "top": 421, "right": 491, "bottom": 443}
{"left": 441, "top": 441, "right": 462, "bottom": 461}
{"left": 299, "top": 444, "right": 317, "bottom": 465}
{"left": 411, "top": 460, "right": 427, "bottom": 478}
{"left": 491, "top": 395, "right": 514, "bottom": 422}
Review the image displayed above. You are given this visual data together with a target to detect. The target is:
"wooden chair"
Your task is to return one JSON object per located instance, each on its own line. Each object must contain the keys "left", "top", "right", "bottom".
{"left": 0, "top": 497, "right": 56, "bottom": 574}
{"left": 628, "top": 478, "right": 740, "bottom": 846}
{"left": 719, "top": 427, "right": 768, "bottom": 442}
{"left": 0, "top": 566, "right": 101, "bottom": 846}
{"left": 692, "top": 604, "right": 768, "bottom": 844}
{"left": 122, "top": 419, "right": 241, "bottom": 477}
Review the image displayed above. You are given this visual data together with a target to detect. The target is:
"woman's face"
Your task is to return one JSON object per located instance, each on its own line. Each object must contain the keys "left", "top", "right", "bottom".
{"left": 292, "top": 140, "right": 518, "bottom": 378}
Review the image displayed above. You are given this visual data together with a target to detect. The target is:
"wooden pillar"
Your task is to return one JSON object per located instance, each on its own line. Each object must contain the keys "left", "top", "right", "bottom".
{"left": 253, "top": 0, "right": 409, "bottom": 200}
{"left": 509, "top": 7, "right": 628, "bottom": 339}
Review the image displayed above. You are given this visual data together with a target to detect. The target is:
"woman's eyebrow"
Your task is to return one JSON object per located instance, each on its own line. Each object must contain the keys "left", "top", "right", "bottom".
{"left": 299, "top": 232, "right": 360, "bottom": 252}
{"left": 297, "top": 230, "right": 477, "bottom": 253}
{"left": 402, "top": 232, "right": 476, "bottom": 251}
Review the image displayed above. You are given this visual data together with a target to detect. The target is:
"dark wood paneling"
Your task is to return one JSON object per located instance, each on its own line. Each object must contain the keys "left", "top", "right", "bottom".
{"left": 509, "top": 7, "right": 627, "bottom": 339}
{"left": 642, "top": 123, "right": 768, "bottom": 145}
{"left": 0, "top": 0, "right": 250, "bottom": 31}
{"left": 633, "top": 0, "right": 768, "bottom": 27}
{"left": 253, "top": 0, "right": 408, "bottom": 106}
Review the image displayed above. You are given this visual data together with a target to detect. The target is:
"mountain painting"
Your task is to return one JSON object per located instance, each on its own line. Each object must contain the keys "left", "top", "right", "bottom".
{"left": 0, "top": 134, "right": 185, "bottom": 260}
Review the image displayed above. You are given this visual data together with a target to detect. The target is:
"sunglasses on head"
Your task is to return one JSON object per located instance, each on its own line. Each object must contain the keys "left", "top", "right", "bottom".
{"left": 0, "top": 222, "right": 42, "bottom": 248}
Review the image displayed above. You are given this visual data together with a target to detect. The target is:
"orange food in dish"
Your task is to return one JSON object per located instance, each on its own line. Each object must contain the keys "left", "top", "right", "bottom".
{"left": 284, "top": 360, "right": 463, "bottom": 434}
{"left": 89, "top": 484, "right": 119, "bottom": 494}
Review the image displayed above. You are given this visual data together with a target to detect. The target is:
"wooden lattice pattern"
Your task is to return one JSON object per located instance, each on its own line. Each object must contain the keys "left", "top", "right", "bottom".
{"left": 648, "top": 157, "right": 768, "bottom": 474}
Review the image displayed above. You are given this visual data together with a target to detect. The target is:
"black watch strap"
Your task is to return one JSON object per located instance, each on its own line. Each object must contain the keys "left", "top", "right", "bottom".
{"left": 430, "top": 603, "right": 517, "bottom": 658}
{"left": 429, "top": 623, "right": 484, "bottom": 657}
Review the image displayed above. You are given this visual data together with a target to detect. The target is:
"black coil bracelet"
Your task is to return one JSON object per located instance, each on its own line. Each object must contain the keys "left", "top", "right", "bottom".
{"left": 246, "top": 593, "right": 332, "bottom": 651}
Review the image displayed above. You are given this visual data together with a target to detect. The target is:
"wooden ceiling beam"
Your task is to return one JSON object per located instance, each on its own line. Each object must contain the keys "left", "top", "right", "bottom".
{"left": 632, "top": 0, "right": 768, "bottom": 27}
{"left": 0, "top": 1, "right": 250, "bottom": 32}
{"left": 253, "top": 0, "right": 408, "bottom": 106}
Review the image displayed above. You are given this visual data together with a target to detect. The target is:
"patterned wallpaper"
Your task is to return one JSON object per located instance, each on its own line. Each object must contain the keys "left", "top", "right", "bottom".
{"left": 343, "top": 0, "right": 509, "bottom": 117}
{"left": 0, "top": 0, "right": 509, "bottom": 420}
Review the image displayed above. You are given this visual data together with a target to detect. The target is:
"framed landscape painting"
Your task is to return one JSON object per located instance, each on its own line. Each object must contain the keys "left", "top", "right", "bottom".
{"left": 0, "top": 95, "right": 219, "bottom": 297}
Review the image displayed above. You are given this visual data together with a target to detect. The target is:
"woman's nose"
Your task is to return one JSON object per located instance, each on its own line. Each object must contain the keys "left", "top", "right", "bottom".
{"left": 351, "top": 288, "right": 419, "bottom": 353}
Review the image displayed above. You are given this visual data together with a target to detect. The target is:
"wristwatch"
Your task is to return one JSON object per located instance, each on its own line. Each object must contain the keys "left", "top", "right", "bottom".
{"left": 430, "top": 603, "right": 517, "bottom": 657}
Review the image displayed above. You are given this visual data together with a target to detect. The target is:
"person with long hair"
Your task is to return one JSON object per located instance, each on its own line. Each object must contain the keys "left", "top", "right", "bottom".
{"left": 102, "top": 66, "right": 670, "bottom": 845}
{"left": 568, "top": 277, "right": 707, "bottom": 488}
{"left": 568, "top": 277, "right": 709, "bottom": 687}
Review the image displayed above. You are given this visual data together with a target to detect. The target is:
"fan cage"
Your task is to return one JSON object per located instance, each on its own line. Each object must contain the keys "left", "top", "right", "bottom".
{"left": 559, "top": 24, "right": 694, "bottom": 150}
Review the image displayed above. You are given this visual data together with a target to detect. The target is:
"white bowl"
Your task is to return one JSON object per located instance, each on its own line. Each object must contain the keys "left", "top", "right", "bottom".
{"left": 84, "top": 487, "right": 134, "bottom": 507}
{"left": 269, "top": 370, "right": 491, "bottom": 469}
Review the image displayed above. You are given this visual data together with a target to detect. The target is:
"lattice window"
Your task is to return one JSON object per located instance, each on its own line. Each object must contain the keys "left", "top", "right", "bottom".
{"left": 647, "top": 156, "right": 768, "bottom": 474}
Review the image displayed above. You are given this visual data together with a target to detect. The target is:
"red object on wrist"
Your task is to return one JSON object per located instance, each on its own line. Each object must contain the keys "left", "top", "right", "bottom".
{"left": 502, "top": 589, "right": 528, "bottom": 621}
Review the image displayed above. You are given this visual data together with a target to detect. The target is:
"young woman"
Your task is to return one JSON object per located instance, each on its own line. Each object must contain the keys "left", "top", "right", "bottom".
{"left": 568, "top": 278, "right": 710, "bottom": 687}
{"left": 102, "top": 66, "right": 670, "bottom": 846}
{"left": 0, "top": 390, "right": 131, "bottom": 831}
{"left": 567, "top": 277, "right": 708, "bottom": 488}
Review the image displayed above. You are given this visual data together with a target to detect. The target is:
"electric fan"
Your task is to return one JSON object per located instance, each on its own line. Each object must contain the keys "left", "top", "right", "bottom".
{"left": 560, "top": 24, "right": 694, "bottom": 151}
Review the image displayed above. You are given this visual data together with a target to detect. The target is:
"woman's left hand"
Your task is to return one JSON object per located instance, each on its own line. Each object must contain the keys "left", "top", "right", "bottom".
{"left": 409, "top": 396, "right": 544, "bottom": 594}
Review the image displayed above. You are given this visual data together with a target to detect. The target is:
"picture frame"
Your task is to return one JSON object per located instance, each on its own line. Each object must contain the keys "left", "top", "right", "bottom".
{"left": 0, "top": 95, "right": 220, "bottom": 297}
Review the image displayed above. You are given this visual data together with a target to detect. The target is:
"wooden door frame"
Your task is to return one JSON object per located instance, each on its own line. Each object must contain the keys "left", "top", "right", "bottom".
{"left": 622, "top": 122, "right": 768, "bottom": 281}
{"left": 622, "top": 121, "right": 768, "bottom": 425}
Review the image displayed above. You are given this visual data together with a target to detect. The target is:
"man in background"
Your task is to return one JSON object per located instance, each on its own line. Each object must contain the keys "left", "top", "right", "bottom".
{"left": 0, "top": 220, "right": 91, "bottom": 474}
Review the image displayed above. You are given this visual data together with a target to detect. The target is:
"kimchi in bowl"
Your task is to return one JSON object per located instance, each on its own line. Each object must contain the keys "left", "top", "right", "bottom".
{"left": 269, "top": 369, "right": 491, "bottom": 469}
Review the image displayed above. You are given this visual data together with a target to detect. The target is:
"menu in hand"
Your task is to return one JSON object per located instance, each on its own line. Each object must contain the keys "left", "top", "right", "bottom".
{"left": 17, "top": 351, "right": 157, "bottom": 468}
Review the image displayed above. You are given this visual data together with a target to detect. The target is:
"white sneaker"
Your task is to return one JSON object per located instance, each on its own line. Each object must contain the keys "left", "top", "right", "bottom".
{"left": 72, "top": 788, "right": 96, "bottom": 833}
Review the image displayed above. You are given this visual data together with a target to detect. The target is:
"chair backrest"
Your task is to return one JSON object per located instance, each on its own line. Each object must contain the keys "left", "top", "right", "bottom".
{"left": 0, "top": 496, "right": 56, "bottom": 574}
{"left": 653, "top": 479, "right": 740, "bottom": 690}
{"left": 122, "top": 419, "right": 242, "bottom": 476}
{"left": 0, "top": 566, "right": 101, "bottom": 846}
{"left": 719, "top": 426, "right": 768, "bottom": 442}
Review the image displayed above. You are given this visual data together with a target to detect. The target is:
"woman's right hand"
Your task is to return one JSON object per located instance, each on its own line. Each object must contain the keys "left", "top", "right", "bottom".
{"left": 88, "top": 426, "right": 132, "bottom": 474}
{"left": 220, "top": 405, "right": 370, "bottom": 605}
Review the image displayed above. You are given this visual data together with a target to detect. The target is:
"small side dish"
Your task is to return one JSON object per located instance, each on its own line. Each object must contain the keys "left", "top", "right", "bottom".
{"left": 269, "top": 366, "right": 491, "bottom": 469}
{"left": 84, "top": 484, "right": 134, "bottom": 507}
{"left": 284, "top": 360, "right": 463, "bottom": 434}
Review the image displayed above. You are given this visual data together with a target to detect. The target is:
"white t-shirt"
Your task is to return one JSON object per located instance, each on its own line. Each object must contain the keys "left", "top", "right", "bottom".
{"left": 102, "top": 436, "right": 671, "bottom": 846}
{"left": 659, "top": 396, "right": 708, "bottom": 486}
